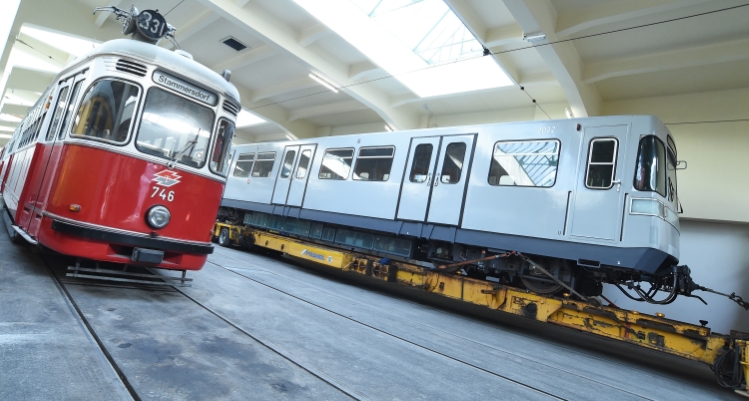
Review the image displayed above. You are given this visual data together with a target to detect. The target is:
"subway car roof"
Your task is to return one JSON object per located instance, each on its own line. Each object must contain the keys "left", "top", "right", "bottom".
{"left": 62, "top": 38, "right": 240, "bottom": 105}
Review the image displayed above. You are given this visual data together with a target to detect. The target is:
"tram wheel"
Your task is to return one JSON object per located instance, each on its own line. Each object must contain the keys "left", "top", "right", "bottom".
{"left": 218, "top": 228, "right": 231, "bottom": 247}
{"left": 520, "top": 258, "right": 569, "bottom": 295}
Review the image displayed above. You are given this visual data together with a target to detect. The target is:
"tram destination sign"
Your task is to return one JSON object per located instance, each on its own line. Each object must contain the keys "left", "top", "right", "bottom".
{"left": 153, "top": 71, "right": 217, "bottom": 105}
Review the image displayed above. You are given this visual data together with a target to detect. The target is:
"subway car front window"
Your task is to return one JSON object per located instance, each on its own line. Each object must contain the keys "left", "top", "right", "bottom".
{"left": 136, "top": 87, "right": 214, "bottom": 168}
{"left": 666, "top": 136, "right": 678, "bottom": 203}
{"left": 633, "top": 135, "right": 667, "bottom": 196}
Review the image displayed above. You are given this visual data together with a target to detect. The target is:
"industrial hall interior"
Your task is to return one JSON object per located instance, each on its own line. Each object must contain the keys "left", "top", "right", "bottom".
{"left": 1, "top": 0, "right": 749, "bottom": 400}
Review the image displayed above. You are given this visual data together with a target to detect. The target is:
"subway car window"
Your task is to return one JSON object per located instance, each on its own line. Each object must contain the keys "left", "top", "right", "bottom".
{"left": 46, "top": 86, "right": 70, "bottom": 141}
{"left": 409, "top": 143, "right": 433, "bottom": 183}
{"left": 73, "top": 80, "right": 140, "bottom": 144}
{"left": 666, "top": 143, "right": 678, "bottom": 202}
{"left": 634, "top": 136, "right": 667, "bottom": 196}
{"left": 251, "top": 152, "right": 276, "bottom": 177}
{"left": 489, "top": 140, "right": 559, "bottom": 187}
{"left": 136, "top": 88, "right": 214, "bottom": 168}
{"left": 585, "top": 138, "right": 618, "bottom": 189}
{"left": 210, "top": 119, "right": 235, "bottom": 176}
{"left": 353, "top": 146, "right": 394, "bottom": 181}
{"left": 440, "top": 142, "right": 466, "bottom": 184}
{"left": 319, "top": 148, "right": 354, "bottom": 180}
{"left": 280, "top": 150, "right": 297, "bottom": 178}
{"left": 233, "top": 153, "right": 255, "bottom": 177}
{"left": 296, "top": 150, "right": 311, "bottom": 179}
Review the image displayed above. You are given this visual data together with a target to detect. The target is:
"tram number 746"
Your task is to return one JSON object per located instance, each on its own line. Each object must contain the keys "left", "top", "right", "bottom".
{"left": 151, "top": 186, "right": 175, "bottom": 202}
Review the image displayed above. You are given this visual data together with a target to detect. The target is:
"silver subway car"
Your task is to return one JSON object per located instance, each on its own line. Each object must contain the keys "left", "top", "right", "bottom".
{"left": 221, "top": 115, "right": 686, "bottom": 302}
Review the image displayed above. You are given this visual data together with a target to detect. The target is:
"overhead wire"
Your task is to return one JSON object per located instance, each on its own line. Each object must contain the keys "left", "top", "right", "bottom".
{"left": 245, "top": 2, "right": 749, "bottom": 120}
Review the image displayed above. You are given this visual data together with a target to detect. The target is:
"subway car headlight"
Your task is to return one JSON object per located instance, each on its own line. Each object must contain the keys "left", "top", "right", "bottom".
{"left": 146, "top": 205, "right": 171, "bottom": 229}
{"left": 630, "top": 198, "right": 663, "bottom": 217}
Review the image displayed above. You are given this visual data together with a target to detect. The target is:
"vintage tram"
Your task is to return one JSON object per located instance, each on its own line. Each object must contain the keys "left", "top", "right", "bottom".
{"left": 0, "top": 8, "right": 239, "bottom": 271}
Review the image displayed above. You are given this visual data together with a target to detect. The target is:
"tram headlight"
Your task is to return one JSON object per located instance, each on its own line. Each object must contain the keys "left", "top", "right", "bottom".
{"left": 146, "top": 205, "right": 171, "bottom": 229}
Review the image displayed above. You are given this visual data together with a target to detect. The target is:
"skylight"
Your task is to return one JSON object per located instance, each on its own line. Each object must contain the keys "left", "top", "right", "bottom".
{"left": 293, "top": 0, "right": 513, "bottom": 98}
{"left": 237, "top": 109, "right": 266, "bottom": 127}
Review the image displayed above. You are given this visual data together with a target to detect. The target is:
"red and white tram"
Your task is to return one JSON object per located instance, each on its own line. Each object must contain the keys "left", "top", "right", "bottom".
{"left": 0, "top": 8, "right": 239, "bottom": 271}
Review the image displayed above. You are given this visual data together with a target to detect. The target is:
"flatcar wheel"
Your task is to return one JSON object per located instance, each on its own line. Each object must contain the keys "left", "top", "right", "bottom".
{"left": 218, "top": 228, "right": 231, "bottom": 247}
{"left": 520, "top": 258, "right": 568, "bottom": 295}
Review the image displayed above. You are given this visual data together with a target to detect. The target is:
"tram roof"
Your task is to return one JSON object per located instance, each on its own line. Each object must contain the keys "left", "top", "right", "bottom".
{"left": 68, "top": 39, "right": 240, "bottom": 105}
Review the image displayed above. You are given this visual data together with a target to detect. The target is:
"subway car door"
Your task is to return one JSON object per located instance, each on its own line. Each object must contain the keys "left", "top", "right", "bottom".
{"left": 286, "top": 144, "right": 316, "bottom": 207}
{"left": 569, "top": 125, "right": 629, "bottom": 241}
{"left": 271, "top": 145, "right": 300, "bottom": 204}
{"left": 426, "top": 135, "right": 475, "bottom": 225}
{"left": 396, "top": 136, "right": 441, "bottom": 221}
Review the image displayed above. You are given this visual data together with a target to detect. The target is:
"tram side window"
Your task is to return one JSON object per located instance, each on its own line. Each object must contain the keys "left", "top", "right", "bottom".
{"left": 353, "top": 146, "right": 394, "bottom": 181}
{"left": 280, "top": 150, "right": 297, "bottom": 178}
{"left": 233, "top": 153, "right": 255, "bottom": 177}
{"left": 666, "top": 138, "right": 678, "bottom": 202}
{"left": 409, "top": 144, "right": 433, "bottom": 183}
{"left": 296, "top": 150, "right": 311, "bottom": 179}
{"left": 210, "top": 119, "right": 235, "bottom": 176}
{"left": 634, "top": 136, "right": 667, "bottom": 197}
{"left": 46, "top": 86, "right": 70, "bottom": 141}
{"left": 251, "top": 152, "right": 276, "bottom": 177}
{"left": 58, "top": 81, "right": 84, "bottom": 140}
{"left": 440, "top": 142, "right": 466, "bottom": 184}
{"left": 489, "top": 140, "right": 560, "bottom": 187}
{"left": 72, "top": 80, "right": 140, "bottom": 144}
{"left": 585, "top": 138, "right": 618, "bottom": 189}
{"left": 319, "top": 148, "right": 354, "bottom": 180}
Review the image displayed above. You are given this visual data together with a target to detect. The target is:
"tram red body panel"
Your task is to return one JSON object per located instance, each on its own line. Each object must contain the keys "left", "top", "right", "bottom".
{"left": 44, "top": 144, "right": 222, "bottom": 242}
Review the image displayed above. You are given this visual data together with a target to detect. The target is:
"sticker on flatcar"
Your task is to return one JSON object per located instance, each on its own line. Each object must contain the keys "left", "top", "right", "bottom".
{"left": 301, "top": 249, "right": 325, "bottom": 261}
{"left": 152, "top": 170, "right": 181, "bottom": 187}
{"left": 153, "top": 71, "right": 218, "bottom": 105}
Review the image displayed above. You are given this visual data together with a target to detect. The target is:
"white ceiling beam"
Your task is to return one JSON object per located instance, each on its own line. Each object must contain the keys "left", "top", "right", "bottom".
{"left": 195, "top": 0, "right": 420, "bottom": 130}
{"left": 502, "top": 0, "right": 601, "bottom": 117}
{"left": 94, "top": 0, "right": 122, "bottom": 28}
{"left": 298, "top": 24, "right": 333, "bottom": 47}
{"left": 556, "top": 0, "right": 712, "bottom": 38}
{"left": 211, "top": 45, "right": 277, "bottom": 72}
{"left": 0, "top": 103, "right": 28, "bottom": 116}
{"left": 234, "top": 0, "right": 253, "bottom": 8}
{"left": 250, "top": 76, "right": 318, "bottom": 103}
{"left": 484, "top": 24, "right": 524, "bottom": 48}
{"left": 5, "top": 67, "right": 56, "bottom": 93}
{"left": 289, "top": 100, "right": 368, "bottom": 122}
{"left": 583, "top": 38, "right": 749, "bottom": 83}
{"left": 348, "top": 60, "right": 379, "bottom": 81}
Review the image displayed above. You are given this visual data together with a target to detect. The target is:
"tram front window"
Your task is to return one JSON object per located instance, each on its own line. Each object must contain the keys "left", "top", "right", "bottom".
{"left": 136, "top": 88, "right": 215, "bottom": 168}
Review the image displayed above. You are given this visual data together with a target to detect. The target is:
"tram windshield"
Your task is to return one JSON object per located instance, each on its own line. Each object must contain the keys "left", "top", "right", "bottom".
{"left": 136, "top": 88, "right": 214, "bottom": 169}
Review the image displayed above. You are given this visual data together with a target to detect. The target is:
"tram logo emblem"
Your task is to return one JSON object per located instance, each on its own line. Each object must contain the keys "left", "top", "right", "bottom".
{"left": 152, "top": 170, "right": 182, "bottom": 187}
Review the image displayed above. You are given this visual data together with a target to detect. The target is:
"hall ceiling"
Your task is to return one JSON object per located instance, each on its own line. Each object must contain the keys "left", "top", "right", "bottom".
{"left": 1, "top": 0, "right": 748, "bottom": 147}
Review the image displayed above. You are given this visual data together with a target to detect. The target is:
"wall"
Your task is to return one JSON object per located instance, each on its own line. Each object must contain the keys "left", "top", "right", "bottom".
{"left": 600, "top": 87, "right": 749, "bottom": 334}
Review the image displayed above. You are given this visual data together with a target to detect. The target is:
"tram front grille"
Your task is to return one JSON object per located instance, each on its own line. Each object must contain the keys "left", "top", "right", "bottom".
{"left": 223, "top": 101, "right": 240, "bottom": 116}
{"left": 116, "top": 59, "right": 147, "bottom": 77}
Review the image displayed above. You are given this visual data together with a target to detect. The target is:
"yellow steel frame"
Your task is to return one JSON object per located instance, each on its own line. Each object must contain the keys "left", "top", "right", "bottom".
{"left": 214, "top": 223, "right": 747, "bottom": 376}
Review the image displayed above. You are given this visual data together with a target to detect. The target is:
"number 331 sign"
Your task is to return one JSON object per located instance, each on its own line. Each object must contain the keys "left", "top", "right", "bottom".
{"left": 137, "top": 10, "right": 168, "bottom": 40}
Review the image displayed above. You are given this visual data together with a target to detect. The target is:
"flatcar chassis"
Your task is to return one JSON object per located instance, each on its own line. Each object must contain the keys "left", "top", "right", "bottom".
{"left": 214, "top": 221, "right": 749, "bottom": 395}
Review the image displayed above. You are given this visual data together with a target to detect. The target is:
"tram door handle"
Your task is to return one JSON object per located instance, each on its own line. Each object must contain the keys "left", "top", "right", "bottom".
{"left": 612, "top": 179, "right": 621, "bottom": 192}
{"left": 425, "top": 173, "right": 431, "bottom": 185}
{"left": 434, "top": 173, "right": 440, "bottom": 186}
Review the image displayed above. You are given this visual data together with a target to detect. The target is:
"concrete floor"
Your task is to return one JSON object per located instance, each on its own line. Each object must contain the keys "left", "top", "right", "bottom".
{"left": 0, "top": 230, "right": 744, "bottom": 400}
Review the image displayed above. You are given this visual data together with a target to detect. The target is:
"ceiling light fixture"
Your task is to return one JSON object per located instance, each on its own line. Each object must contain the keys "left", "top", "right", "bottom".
{"left": 0, "top": 113, "right": 22, "bottom": 123}
{"left": 285, "top": 133, "right": 297, "bottom": 141}
{"left": 0, "top": 133, "right": 12, "bottom": 139}
{"left": 523, "top": 33, "right": 546, "bottom": 43}
{"left": 309, "top": 73, "right": 339, "bottom": 93}
{"left": 565, "top": 107, "right": 574, "bottom": 119}
{"left": 221, "top": 37, "right": 248, "bottom": 51}
{"left": 0, "top": 126, "right": 15, "bottom": 132}
{"left": 384, "top": 125, "right": 393, "bottom": 132}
